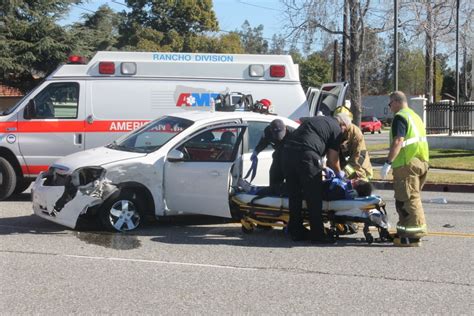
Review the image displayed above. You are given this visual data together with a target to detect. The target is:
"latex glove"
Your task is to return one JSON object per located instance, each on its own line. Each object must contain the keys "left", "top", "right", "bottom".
{"left": 336, "top": 170, "right": 345, "bottom": 180}
{"left": 250, "top": 151, "right": 258, "bottom": 162}
{"left": 380, "top": 162, "right": 392, "bottom": 179}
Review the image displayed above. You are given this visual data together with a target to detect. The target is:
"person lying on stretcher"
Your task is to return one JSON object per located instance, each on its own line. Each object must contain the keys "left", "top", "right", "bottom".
{"left": 321, "top": 167, "right": 373, "bottom": 200}
{"left": 238, "top": 167, "right": 373, "bottom": 200}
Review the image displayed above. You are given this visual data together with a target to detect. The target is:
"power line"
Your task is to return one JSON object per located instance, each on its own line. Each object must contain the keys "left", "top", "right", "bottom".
{"left": 237, "top": 0, "right": 282, "bottom": 12}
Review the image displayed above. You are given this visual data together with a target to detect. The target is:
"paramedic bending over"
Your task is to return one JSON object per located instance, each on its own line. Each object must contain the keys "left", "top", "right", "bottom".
{"left": 334, "top": 112, "right": 373, "bottom": 180}
{"left": 283, "top": 116, "right": 345, "bottom": 244}
{"left": 251, "top": 119, "right": 295, "bottom": 195}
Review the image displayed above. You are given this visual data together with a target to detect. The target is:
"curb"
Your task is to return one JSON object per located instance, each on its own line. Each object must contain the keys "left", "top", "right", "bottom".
{"left": 371, "top": 181, "right": 474, "bottom": 193}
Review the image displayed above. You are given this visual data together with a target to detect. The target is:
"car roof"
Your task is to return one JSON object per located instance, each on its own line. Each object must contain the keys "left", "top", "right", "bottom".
{"left": 167, "top": 111, "right": 298, "bottom": 126}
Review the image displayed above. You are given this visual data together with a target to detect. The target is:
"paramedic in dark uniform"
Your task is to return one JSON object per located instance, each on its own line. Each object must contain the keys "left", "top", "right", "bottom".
{"left": 251, "top": 119, "right": 295, "bottom": 195}
{"left": 283, "top": 116, "right": 346, "bottom": 243}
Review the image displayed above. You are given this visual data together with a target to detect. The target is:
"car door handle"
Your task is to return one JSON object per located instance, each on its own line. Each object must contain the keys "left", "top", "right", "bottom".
{"left": 209, "top": 171, "right": 220, "bottom": 177}
{"left": 75, "top": 133, "right": 82, "bottom": 145}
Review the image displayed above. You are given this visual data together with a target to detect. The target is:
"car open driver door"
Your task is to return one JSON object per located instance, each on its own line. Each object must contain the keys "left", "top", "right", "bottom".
{"left": 163, "top": 122, "right": 247, "bottom": 218}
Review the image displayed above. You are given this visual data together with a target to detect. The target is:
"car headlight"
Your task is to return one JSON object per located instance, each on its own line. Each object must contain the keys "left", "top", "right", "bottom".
{"left": 70, "top": 167, "right": 106, "bottom": 187}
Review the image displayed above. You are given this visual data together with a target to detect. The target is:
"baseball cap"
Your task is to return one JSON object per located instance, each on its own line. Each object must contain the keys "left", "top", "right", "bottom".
{"left": 270, "top": 119, "right": 286, "bottom": 141}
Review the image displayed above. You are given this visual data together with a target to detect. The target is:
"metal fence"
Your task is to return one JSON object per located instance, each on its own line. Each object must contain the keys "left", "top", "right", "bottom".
{"left": 425, "top": 102, "right": 474, "bottom": 135}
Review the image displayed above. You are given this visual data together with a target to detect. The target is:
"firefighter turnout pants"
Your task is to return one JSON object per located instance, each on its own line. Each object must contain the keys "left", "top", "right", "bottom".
{"left": 392, "top": 157, "right": 429, "bottom": 238}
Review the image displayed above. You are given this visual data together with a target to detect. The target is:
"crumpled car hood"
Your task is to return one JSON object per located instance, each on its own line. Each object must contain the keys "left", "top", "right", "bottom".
{"left": 52, "top": 146, "right": 147, "bottom": 172}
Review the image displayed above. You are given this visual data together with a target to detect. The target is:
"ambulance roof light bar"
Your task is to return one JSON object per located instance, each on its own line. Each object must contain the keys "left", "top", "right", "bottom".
{"left": 67, "top": 55, "right": 87, "bottom": 64}
{"left": 270, "top": 65, "right": 286, "bottom": 78}
{"left": 99, "top": 61, "right": 115, "bottom": 75}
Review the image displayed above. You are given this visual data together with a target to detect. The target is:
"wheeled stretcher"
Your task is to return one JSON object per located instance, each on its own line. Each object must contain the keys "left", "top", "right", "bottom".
{"left": 231, "top": 193, "right": 391, "bottom": 244}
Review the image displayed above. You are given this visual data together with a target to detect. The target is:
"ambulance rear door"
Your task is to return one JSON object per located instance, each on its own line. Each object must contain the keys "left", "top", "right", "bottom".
{"left": 309, "top": 82, "right": 349, "bottom": 116}
{"left": 17, "top": 80, "right": 86, "bottom": 176}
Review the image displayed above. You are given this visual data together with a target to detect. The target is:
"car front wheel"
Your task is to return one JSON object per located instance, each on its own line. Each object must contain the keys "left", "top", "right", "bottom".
{"left": 100, "top": 190, "right": 144, "bottom": 232}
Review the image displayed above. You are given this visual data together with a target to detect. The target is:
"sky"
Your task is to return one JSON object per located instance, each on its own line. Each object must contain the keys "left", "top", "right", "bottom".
{"left": 62, "top": 0, "right": 287, "bottom": 42}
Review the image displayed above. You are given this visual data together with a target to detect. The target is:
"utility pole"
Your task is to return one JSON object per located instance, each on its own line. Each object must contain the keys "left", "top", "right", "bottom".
{"left": 342, "top": 0, "right": 349, "bottom": 82}
{"left": 455, "top": 0, "right": 460, "bottom": 103}
{"left": 394, "top": 0, "right": 399, "bottom": 91}
{"left": 333, "top": 40, "right": 338, "bottom": 82}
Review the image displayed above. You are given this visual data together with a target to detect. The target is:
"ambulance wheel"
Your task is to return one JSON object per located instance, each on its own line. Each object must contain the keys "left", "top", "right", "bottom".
{"left": 100, "top": 190, "right": 144, "bottom": 232}
{"left": 0, "top": 157, "right": 17, "bottom": 200}
{"left": 13, "top": 178, "right": 32, "bottom": 195}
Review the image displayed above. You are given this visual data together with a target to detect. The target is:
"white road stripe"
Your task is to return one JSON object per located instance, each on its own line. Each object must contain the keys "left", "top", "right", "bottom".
{"left": 63, "top": 254, "right": 259, "bottom": 271}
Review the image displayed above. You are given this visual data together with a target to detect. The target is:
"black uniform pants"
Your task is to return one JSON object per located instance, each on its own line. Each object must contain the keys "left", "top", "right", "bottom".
{"left": 283, "top": 149, "right": 325, "bottom": 239}
{"left": 269, "top": 149, "right": 286, "bottom": 195}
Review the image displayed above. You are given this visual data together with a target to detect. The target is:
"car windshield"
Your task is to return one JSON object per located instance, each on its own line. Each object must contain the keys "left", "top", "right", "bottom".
{"left": 362, "top": 116, "right": 372, "bottom": 122}
{"left": 106, "top": 116, "right": 194, "bottom": 153}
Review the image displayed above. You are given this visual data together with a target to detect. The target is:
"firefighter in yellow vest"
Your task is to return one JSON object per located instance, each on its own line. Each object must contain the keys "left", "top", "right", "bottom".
{"left": 381, "top": 91, "right": 429, "bottom": 247}
{"left": 334, "top": 109, "right": 373, "bottom": 181}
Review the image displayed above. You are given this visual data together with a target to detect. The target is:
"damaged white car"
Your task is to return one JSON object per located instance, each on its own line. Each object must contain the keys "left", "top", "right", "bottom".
{"left": 32, "top": 111, "right": 299, "bottom": 232}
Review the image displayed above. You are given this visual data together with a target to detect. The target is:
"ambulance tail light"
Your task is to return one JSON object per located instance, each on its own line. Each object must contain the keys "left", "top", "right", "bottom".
{"left": 67, "top": 55, "right": 87, "bottom": 64}
{"left": 270, "top": 65, "right": 285, "bottom": 78}
{"left": 99, "top": 62, "right": 115, "bottom": 75}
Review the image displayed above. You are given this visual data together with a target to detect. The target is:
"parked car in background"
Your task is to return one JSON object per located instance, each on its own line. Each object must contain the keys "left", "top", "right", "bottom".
{"left": 360, "top": 116, "right": 382, "bottom": 134}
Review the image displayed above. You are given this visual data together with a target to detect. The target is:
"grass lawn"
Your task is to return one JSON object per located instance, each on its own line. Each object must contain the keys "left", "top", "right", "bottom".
{"left": 368, "top": 146, "right": 474, "bottom": 172}
{"left": 371, "top": 169, "right": 474, "bottom": 184}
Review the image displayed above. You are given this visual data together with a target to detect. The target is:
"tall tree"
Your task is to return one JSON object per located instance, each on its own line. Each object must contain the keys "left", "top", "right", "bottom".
{"left": 0, "top": 0, "right": 81, "bottom": 92}
{"left": 281, "top": 0, "right": 387, "bottom": 125}
{"left": 401, "top": 0, "right": 456, "bottom": 103}
{"left": 299, "top": 53, "right": 332, "bottom": 91}
{"left": 117, "top": 0, "right": 218, "bottom": 51}
{"left": 238, "top": 20, "right": 269, "bottom": 54}
{"left": 269, "top": 34, "right": 287, "bottom": 54}
{"left": 70, "top": 5, "right": 122, "bottom": 57}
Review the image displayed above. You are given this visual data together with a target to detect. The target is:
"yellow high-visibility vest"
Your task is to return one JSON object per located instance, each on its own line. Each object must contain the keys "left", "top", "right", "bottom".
{"left": 390, "top": 108, "right": 429, "bottom": 168}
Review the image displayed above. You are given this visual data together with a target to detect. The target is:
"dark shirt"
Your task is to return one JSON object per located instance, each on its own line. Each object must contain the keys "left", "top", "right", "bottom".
{"left": 391, "top": 115, "right": 408, "bottom": 138}
{"left": 286, "top": 116, "right": 343, "bottom": 157}
{"left": 254, "top": 126, "right": 295, "bottom": 154}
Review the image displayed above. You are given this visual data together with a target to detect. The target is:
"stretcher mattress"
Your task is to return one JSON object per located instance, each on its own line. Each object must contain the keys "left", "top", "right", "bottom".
{"left": 233, "top": 194, "right": 383, "bottom": 218}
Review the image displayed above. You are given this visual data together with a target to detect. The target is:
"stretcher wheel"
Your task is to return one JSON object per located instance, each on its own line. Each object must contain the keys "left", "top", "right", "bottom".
{"left": 365, "top": 233, "right": 374, "bottom": 244}
{"left": 379, "top": 228, "right": 392, "bottom": 242}
{"left": 241, "top": 225, "right": 254, "bottom": 234}
{"left": 241, "top": 220, "right": 255, "bottom": 234}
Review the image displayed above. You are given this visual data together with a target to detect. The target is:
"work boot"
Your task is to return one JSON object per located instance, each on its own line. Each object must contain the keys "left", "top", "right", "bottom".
{"left": 393, "top": 237, "right": 422, "bottom": 247}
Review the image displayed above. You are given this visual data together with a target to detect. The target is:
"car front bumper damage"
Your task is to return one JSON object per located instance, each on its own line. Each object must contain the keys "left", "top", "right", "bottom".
{"left": 32, "top": 169, "right": 117, "bottom": 229}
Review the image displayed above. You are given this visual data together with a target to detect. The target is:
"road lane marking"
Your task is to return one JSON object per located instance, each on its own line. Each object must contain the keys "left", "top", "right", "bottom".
{"left": 382, "top": 229, "right": 474, "bottom": 238}
{"left": 63, "top": 254, "right": 259, "bottom": 271}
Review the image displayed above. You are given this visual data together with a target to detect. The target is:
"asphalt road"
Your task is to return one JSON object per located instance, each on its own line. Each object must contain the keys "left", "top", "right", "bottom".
{"left": 1, "top": 188, "right": 472, "bottom": 314}
{"left": 363, "top": 129, "right": 389, "bottom": 145}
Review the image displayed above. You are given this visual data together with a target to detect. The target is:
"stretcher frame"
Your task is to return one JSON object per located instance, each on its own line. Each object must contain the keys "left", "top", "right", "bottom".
{"left": 231, "top": 194, "right": 392, "bottom": 244}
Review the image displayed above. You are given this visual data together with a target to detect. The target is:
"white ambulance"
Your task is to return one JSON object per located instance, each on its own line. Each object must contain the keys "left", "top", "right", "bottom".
{"left": 0, "top": 51, "right": 348, "bottom": 200}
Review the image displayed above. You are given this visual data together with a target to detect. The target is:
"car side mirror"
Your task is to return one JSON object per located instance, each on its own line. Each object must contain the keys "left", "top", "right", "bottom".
{"left": 24, "top": 99, "right": 36, "bottom": 119}
{"left": 167, "top": 149, "right": 184, "bottom": 162}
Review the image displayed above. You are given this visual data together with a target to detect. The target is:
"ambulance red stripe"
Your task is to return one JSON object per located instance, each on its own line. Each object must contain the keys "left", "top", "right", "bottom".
{"left": 0, "top": 120, "right": 151, "bottom": 133}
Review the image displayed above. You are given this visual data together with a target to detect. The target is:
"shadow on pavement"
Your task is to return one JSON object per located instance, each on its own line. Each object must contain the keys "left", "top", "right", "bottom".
{"left": 0, "top": 211, "right": 391, "bottom": 249}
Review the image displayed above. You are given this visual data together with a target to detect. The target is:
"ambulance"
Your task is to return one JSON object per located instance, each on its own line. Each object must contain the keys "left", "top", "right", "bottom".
{"left": 0, "top": 51, "right": 348, "bottom": 200}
